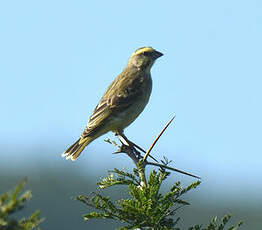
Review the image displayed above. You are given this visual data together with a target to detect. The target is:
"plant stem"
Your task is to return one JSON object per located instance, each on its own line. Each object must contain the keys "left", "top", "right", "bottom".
{"left": 137, "top": 161, "right": 147, "bottom": 187}
{"left": 147, "top": 162, "right": 200, "bottom": 179}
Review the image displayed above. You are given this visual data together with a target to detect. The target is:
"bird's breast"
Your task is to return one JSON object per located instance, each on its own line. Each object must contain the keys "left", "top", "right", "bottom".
{"left": 111, "top": 75, "right": 152, "bottom": 131}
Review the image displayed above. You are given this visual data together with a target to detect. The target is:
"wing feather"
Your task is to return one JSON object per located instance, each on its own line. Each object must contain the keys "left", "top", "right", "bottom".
{"left": 81, "top": 70, "right": 147, "bottom": 138}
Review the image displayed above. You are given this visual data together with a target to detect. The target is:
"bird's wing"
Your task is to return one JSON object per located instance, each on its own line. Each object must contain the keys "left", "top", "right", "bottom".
{"left": 106, "top": 72, "right": 146, "bottom": 109}
{"left": 81, "top": 99, "right": 112, "bottom": 138}
{"left": 81, "top": 76, "right": 145, "bottom": 138}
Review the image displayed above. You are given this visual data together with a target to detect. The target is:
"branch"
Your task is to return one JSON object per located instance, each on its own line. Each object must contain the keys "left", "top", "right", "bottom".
{"left": 143, "top": 116, "right": 175, "bottom": 162}
{"left": 106, "top": 114, "right": 200, "bottom": 180}
{"left": 147, "top": 162, "right": 200, "bottom": 179}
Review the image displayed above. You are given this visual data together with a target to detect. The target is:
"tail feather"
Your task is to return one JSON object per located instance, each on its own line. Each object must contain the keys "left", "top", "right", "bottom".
{"left": 62, "top": 137, "right": 92, "bottom": 161}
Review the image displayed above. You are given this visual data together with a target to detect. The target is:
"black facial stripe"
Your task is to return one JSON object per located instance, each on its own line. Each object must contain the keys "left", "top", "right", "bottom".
{"left": 143, "top": 52, "right": 151, "bottom": 57}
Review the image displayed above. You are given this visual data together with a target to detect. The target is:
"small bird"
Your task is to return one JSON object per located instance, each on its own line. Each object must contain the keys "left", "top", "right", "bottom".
{"left": 62, "top": 47, "right": 163, "bottom": 161}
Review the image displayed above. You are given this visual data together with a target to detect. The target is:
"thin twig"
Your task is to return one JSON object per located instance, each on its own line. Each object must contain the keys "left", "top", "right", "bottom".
{"left": 143, "top": 116, "right": 176, "bottom": 162}
{"left": 147, "top": 162, "right": 201, "bottom": 179}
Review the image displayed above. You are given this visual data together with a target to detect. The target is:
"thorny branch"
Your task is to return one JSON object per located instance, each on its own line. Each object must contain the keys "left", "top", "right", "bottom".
{"left": 143, "top": 115, "right": 176, "bottom": 162}
{"left": 105, "top": 116, "right": 201, "bottom": 187}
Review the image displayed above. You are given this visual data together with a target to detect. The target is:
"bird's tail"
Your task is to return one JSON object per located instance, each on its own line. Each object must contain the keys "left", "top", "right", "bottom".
{"left": 62, "top": 137, "right": 93, "bottom": 161}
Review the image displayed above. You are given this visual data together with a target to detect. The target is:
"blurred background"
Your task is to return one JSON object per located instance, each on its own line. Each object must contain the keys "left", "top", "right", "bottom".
{"left": 1, "top": 0, "right": 261, "bottom": 229}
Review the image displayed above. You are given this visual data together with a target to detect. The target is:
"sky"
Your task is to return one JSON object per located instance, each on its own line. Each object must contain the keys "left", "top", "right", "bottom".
{"left": 1, "top": 0, "right": 262, "bottom": 207}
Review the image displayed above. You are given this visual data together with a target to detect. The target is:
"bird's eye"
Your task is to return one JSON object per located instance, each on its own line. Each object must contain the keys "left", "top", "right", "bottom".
{"left": 142, "top": 52, "right": 149, "bottom": 56}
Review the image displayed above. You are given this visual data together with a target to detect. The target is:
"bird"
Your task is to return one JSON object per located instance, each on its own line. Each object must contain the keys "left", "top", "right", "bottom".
{"left": 62, "top": 47, "right": 163, "bottom": 161}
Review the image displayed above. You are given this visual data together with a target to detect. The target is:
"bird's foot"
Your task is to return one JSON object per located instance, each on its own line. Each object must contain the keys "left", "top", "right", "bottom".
{"left": 115, "top": 131, "right": 142, "bottom": 159}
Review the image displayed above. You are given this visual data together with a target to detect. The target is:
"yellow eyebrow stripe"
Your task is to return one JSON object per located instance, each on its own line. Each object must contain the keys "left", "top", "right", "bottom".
{"left": 132, "top": 47, "right": 154, "bottom": 56}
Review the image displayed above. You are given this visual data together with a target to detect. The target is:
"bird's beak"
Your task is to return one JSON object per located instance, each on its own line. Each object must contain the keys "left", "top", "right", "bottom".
{"left": 153, "top": 50, "right": 163, "bottom": 59}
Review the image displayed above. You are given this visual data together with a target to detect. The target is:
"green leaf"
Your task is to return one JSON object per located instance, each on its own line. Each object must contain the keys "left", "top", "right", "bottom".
{"left": 0, "top": 179, "right": 43, "bottom": 230}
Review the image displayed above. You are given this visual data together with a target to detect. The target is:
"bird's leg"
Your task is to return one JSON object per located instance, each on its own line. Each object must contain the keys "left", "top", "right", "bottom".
{"left": 115, "top": 132, "right": 130, "bottom": 146}
{"left": 115, "top": 131, "right": 158, "bottom": 162}
{"left": 115, "top": 131, "right": 142, "bottom": 159}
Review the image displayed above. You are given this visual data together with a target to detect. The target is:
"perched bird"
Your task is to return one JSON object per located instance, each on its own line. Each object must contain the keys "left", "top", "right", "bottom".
{"left": 62, "top": 47, "right": 163, "bottom": 161}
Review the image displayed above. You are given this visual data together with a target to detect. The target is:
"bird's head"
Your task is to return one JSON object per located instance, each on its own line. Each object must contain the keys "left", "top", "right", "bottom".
{"left": 128, "top": 47, "right": 163, "bottom": 71}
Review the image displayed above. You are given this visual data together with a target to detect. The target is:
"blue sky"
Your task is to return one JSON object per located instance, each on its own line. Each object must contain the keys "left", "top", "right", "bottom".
{"left": 1, "top": 0, "right": 262, "bottom": 201}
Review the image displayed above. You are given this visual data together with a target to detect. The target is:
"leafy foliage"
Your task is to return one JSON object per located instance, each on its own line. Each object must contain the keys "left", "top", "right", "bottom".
{"left": 0, "top": 179, "right": 43, "bottom": 230}
{"left": 77, "top": 165, "right": 242, "bottom": 230}
{"left": 188, "top": 214, "right": 243, "bottom": 230}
